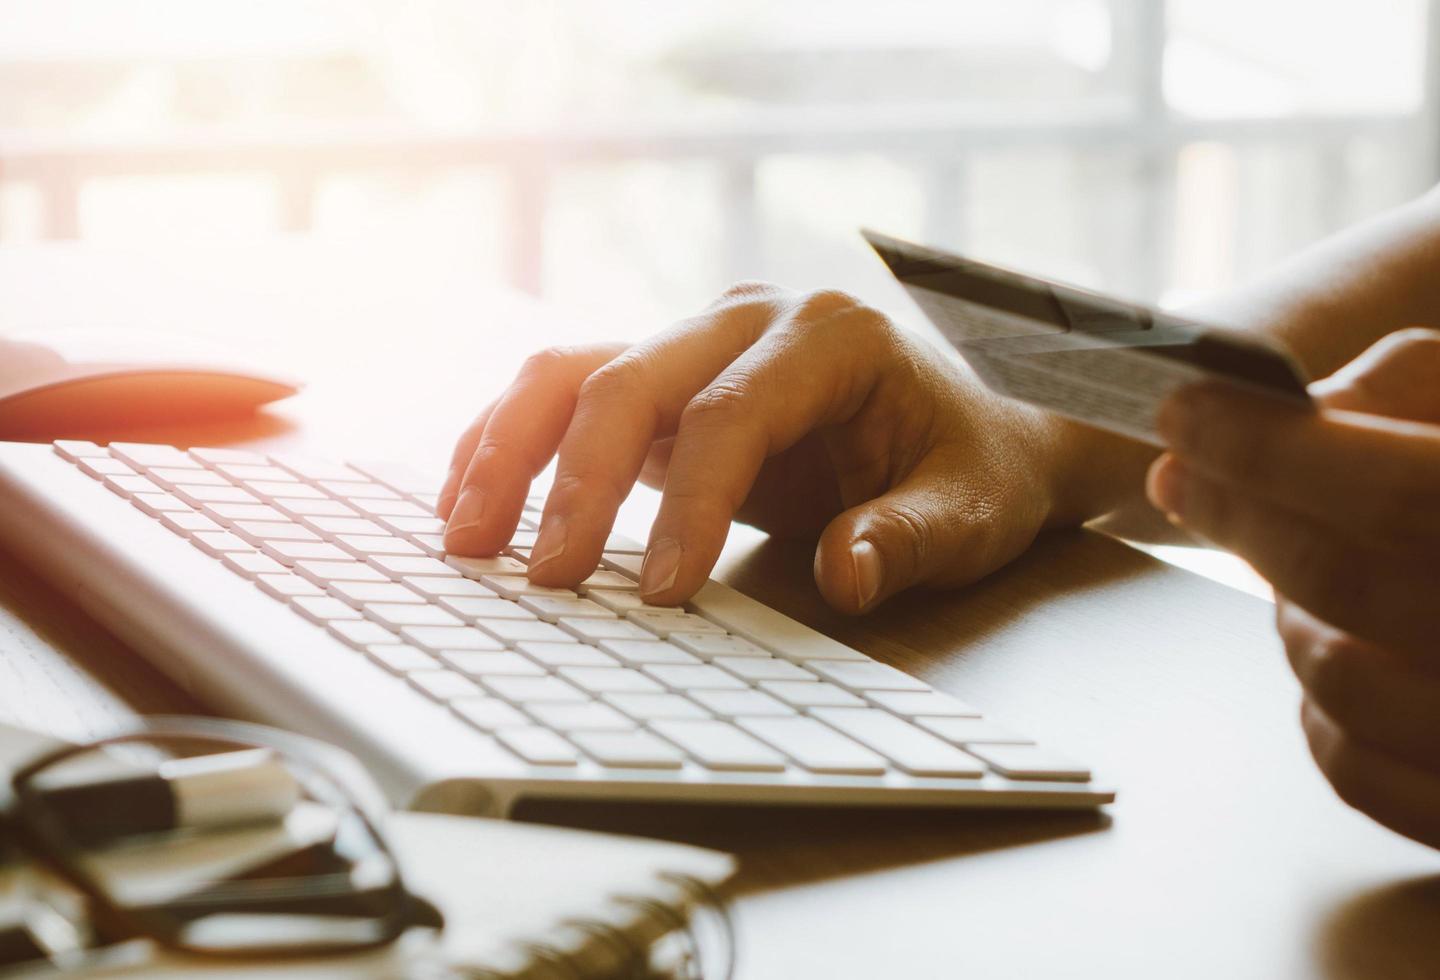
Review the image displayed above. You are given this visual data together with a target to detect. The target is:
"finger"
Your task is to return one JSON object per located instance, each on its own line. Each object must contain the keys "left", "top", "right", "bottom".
{"left": 637, "top": 438, "right": 673, "bottom": 490}
{"left": 1301, "top": 699, "right": 1440, "bottom": 851}
{"left": 444, "top": 343, "right": 623, "bottom": 555}
{"left": 1156, "top": 382, "right": 1440, "bottom": 553}
{"left": 813, "top": 449, "right": 1047, "bottom": 613}
{"left": 437, "top": 399, "right": 498, "bottom": 520}
{"left": 1147, "top": 453, "right": 1437, "bottom": 656}
{"left": 1278, "top": 599, "right": 1440, "bottom": 776}
{"left": 526, "top": 289, "right": 785, "bottom": 585}
{"left": 1311, "top": 327, "right": 1440, "bottom": 422}
{"left": 636, "top": 291, "right": 895, "bottom": 604}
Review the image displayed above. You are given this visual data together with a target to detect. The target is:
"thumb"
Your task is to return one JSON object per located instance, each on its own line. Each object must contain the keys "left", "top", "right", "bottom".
{"left": 812, "top": 459, "right": 1042, "bottom": 614}
{"left": 1311, "top": 327, "right": 1440, "bottom": 423}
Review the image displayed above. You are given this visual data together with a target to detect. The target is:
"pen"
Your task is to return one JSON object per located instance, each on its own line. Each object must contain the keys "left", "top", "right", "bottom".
{"left": 33, "top": 748, "right": 301, "bottom": 845}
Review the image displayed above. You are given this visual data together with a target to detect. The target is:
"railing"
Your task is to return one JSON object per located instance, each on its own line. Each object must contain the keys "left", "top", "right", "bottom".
{"left": 1, "top": 2, "right": 1437, "bottom": 300}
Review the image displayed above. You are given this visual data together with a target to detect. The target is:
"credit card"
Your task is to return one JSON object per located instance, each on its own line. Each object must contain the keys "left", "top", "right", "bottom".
{"left": 864, "top": 229, "right": 1311, "bottom": 445}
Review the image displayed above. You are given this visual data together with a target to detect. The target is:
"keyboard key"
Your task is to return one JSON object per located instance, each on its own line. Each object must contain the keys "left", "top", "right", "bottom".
{"left": 736, "top": 717, "right": 887, "bottom": 775}
{"left": 192, "top": 531, "right": 251, "bottom": 556}
{"left": 103, "top": 473, "right": 160, "bottom": 496}
{"left": 364, "top": 603, "right": 462, "bottom": 629}
{"left": 289, "top": 595, "right": 364, "bottom": 624}
{"left": 53, "top": 440, "right": 108, "bottom": 460}
{"left": 262, "top": 540, "right": 350, "bottom": 565}
{"left": 481, "top": 675, "right": 588, "bottom": 704}
{"left": 247, "top": 480, "right": 327, "bottom": 500}
{"left": 558, "top": 618, "right": 654, "bottom": 643}
{"left": 256, "top": 573, "right": 325, "bottom": 599}
{"left": 222, "top": 551, "right": 288, "bottom": 578}
{"left": 643, "top": 665, "right": 747, "bottom": 691}
{"left": 688, "top": 582, "right": 869, "bottom": 661}
{"left": 808, "top": 661, "right": 932, "bottom": 693}
{"left": 365, "top": 644, "right": 438, "bottom": 674}
{"left": 597, "top": 639, "right": 701, "bottom": 666}
{"left": 201, "top": 503, "right": 286, "bottom": 525}
{"left": 517, "top": 642, "right": 618, "bottom": 668}
{"left": 668, "top": 633, "right": 770, "bottom": 659}
{"left": 301, "top": 516, "right": 387, "bottom": 537}
{"left": 216, "top": 464, "right": 296, "bottom": 483}
{"left": 602, "top": 532, "right": 646, "bottom": 555}
{"left": 602, "top": 693, "right": 712, "bottom": 721}
{"left": 160, "top": 511, "right": 221, "bottom": 536}
{"left": 294, "top": 560, "right": 390, "bottom": 585}
{"left": 496, "top": 727, "right": 579, "bottom": 766}
{"left": 377, "top": 514, "right": 446, "bottom": 537}
{"left": 406, "top": 577, "right": 497, "bottom": 600}
{"left": 649, "top": 720, "right": 786, "bottom": 772}
{"left": 475, "top": 619, "right": 571, "bottom": 645}
{"left": 627, "top": 611, "right": 724, "bottom": 639}
{"left": 148, "top": 465, "right": 224, "bottom": 486}
{"left": 574, "top": 570, "right": 638, "bottom": 594}
{"left": 584, "top": 590, "right": 679, "bottom": 610}
{"left": 400, "top": 626, "right": 505, "bottom": 653}
{"left": 320, "top": 480, "right": 398, "bottom": 500}
{"left": 346, "top": 460, "right": 438, "bottom": 495}
{"left": 558, "top": 667, "right": 664, "bottom": 695}
{"left": 505, "top": 529, "right": 539, "bottom": 551}
{"left": 337, "top": 534, "right": 422, "bottom": 558}
{"left": 110, "top": 444, "right": 201, "bottom": 469}
{"left": 189, "top": 447, "right": 267, "bottom": 466}
{"left": 178, "top": 485, "right": 260, "bottom": 506}
{"left": 864, "top": 690, "right": 980, "bottom": 718}
{"left": 437, "top": 595, "right": 535, "bottom": 621}
{"left": 407, "top": 669, "right": 482, "bottom": 701}
{"left": 445, "top": 555, "right": 528, "bottom": 578}
{"left": 450, "top": 697, "right": 529, "bottom": 732}
{"left": 234, "top": 521, "right": 320, "bottom": 544}
{"left": 367, "top": 555, "right": 457, "bottom": 579}
{"left": 714, "top": 657, "right": 815, "bottom": 683}
{"left": 407, "top": 534, "right": 446, "bottom": 558}
{"left": 132, "top": 492, "right": 191, "bottom": 515}
{"left": 269, "top": 454, "right": 364, "bottom": 483}
{"left": 518, "top": 596, "right": 615, "bottom": 622}
{"left": 273, "top": 497, "right": 359, "bottom": 518}
{"left": 689, "top": 689, "right": 796, "bottom": 718}
{"left": 327, "top": 619, "right": 399, "bottom": 648}
{"left": 916, "top": 717, "right": 1033, "bottom": 745}
{"left": 599, "top": 553, "right": 644, "bottom": 578}
{"left": 327, "top": 580, "right": 418, "bottom": 607}
{"left": 809, "top": 708, "right": 984, "bottom": 777}
{"left": 571, "top": 731, "right": 684, "bottom": 769}
{"left": 353, "top": 498, "right": 430, "bottom": 518}
{"left": 965, "top": 745, "right": 1090, "bottom": 781}
{"left": 439, "top": 651, "right": 546, "bottom": 677}
{"left": 758, "top": 681, "right": 865, "bottom": 709}
{"left": 79, "top": 457, "right": 138, "bottom": 479}
{"left": 526, "top": 702, "right": 636, "bottom": 732}
{"left": 478, "top": 575, "right": 575, "bottom": 600}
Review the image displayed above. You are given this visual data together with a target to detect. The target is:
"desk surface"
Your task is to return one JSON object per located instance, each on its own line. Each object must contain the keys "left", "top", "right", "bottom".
{"left": 1, "top": 239, "right": 1437, "bottom": 980}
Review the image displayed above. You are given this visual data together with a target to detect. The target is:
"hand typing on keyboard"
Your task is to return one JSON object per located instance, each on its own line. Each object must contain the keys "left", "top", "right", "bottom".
{"left": 439, "top": 283, "right": 1139, "bottom": 612}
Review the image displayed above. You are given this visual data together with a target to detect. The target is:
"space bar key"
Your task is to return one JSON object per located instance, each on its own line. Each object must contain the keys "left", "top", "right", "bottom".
{"left": 810, "top": 708, "right": 985, "bottom": 778}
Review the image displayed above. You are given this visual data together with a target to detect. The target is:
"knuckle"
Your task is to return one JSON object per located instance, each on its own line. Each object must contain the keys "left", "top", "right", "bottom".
{"left": 718, "top": 279, "right": 782, "bottom": 303}
{"left": 681, "top": 377, "right": 754, "bottom": 429}
{"left": 1297, "top": 631, "right": 1366, "bottom": 722}
{"left": 578, "top": 354, "right": 648, "bottom": 405}
{"left": 518, "top": 345, "right": 578, "bottom": 380}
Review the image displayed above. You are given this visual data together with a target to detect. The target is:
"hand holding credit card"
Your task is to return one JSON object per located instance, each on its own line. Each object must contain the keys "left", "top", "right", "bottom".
{"left": 864, "top": 229, "right": 1311, "bottom": 446}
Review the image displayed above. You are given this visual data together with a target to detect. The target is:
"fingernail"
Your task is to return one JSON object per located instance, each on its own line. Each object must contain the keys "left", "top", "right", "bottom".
{"left": 528, "top": 516, "right": 567, "bottom": 573}
{"left": 446, "top": 487, "right": 486, "bottom": 534}
{"left": 851, "top": 539, "right": 882, "bottom": 609}
{"left": 640, "top": 537, "right": 683, "bottom": 596}
{"left": 1146, "top": 455, "right": 1186, "bottom": 518}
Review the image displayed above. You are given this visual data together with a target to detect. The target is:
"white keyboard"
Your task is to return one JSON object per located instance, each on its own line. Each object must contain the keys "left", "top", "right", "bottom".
{"left": 0, "top": 440, "right": 1112, "bottom": 815}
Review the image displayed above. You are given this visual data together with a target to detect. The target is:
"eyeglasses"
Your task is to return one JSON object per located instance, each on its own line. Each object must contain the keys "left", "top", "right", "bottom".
{"left": 0, "top": 716, "right": 442, "bottom": 973}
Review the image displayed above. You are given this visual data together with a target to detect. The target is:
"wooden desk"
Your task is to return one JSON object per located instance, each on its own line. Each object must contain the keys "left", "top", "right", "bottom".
{"left": 1, "top": 240, "right": 1437, "bottom": 979}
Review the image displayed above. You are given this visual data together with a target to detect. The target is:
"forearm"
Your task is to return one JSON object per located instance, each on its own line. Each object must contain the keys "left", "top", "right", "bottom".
{"left": 1059, "top": 185, "right": 1440, "bottom": 536}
